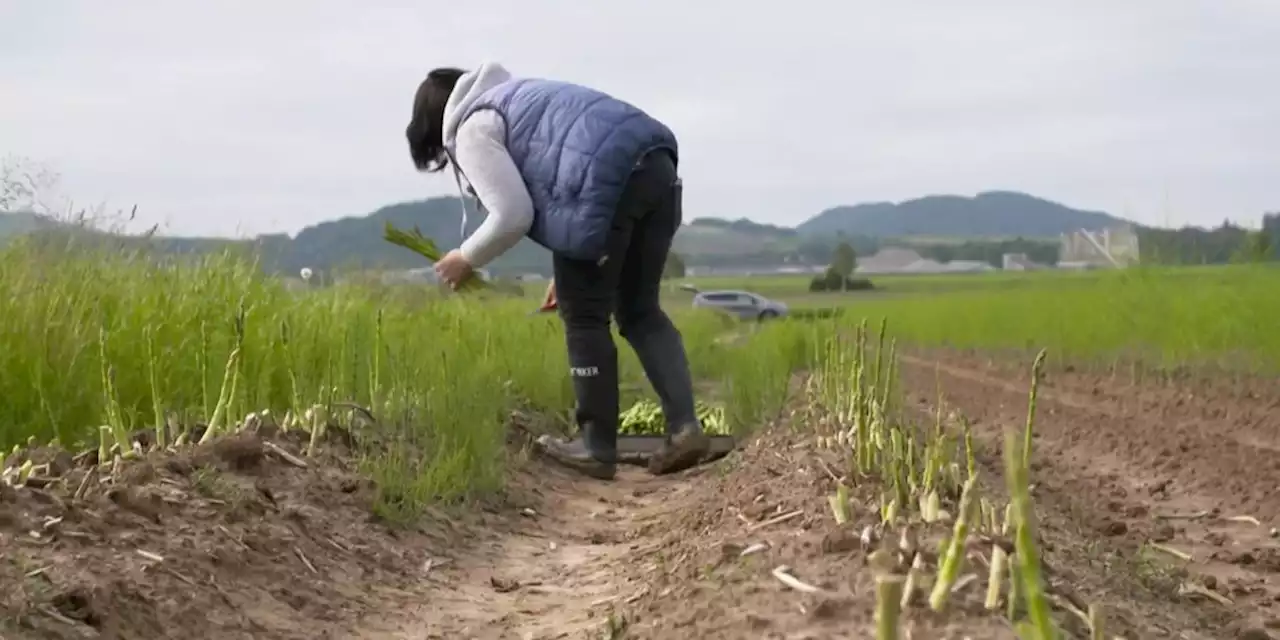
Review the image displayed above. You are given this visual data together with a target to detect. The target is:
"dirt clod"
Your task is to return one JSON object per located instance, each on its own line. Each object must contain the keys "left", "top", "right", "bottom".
{"left": 164, "top": 457, "right": 194, "bottom": 476}
{"left": 119, "top": 460, "right": 156, "bottom": 485}
{"left": 210, "top": 432, "right": 265, "bottom": 470}
{"left": 0, "top": 505, "right": 26, "bottom": 529}
{"left": 820, "top": 527, "right": 861, "bottom": 554}
{"left": 49, "top": 451, "right": 75, "bottom": 476}
{"left": 106, "top": 486, "right": 163, "bottom": 523}
{"left": 719, "top": 542, "right": 744, "bottom": 561}
{"left": 1152, "top": 521, "right": 1177, "bottom": 542}
{"left": 1102, "top": 519, "right": 1128, "bottom": 536}
{"left": 1238, "top": 627, "right": 1274, "bottom": 640}
{"left": 808, "top": 596, "right": 850, "bottom": 620}
{"left": 50, "top": 588, "right": 101, "bottom": 628}
{"left": 1232, "top": 551, "right": 1258, "bottom": 566}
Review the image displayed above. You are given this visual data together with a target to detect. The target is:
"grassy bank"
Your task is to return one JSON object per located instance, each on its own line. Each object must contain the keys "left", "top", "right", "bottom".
{"left": 0, "top": 238, "right": 815, "bottom": 518}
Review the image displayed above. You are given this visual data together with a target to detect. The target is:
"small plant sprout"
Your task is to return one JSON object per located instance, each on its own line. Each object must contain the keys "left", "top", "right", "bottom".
{"left": 986, "top": 503, "right": 1014, "bottom": 611}
{"left": 829, "top": 483, "right": 852, "bottom": 525}
{"left": 1004, "top": 349, "right": 1056, "bottom": 640}
{"left": 1088, "top": 604, "right": 1105, "bottom": 640}
{"left": 870, "top": 549, "right": 905, "bottom": 640}
{"left": 901, "top": 552, "right": 925, "bottom": 609}
{"left": 930, "top": 474, "right": 979, "bottom": 611}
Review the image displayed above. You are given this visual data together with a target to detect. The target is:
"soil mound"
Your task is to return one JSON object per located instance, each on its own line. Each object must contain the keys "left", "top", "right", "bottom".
{"left": 1, "top": 427, "right": 449, "bottom": 640}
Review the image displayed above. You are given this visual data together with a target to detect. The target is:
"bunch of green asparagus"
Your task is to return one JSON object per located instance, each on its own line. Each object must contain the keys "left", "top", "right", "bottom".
{"left": 382, "top": 222, "right": 487, "bottom": 292}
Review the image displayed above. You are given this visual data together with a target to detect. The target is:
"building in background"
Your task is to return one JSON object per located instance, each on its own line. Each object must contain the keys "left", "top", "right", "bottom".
{"left": 854, "top": 248, "right": 995, "bottom": 275}
{"left": 1001, "top": 253, "right": 1043, "bottom": 271}
{"left": 1058, "top": 225, "right": 1140, "bottom": 269}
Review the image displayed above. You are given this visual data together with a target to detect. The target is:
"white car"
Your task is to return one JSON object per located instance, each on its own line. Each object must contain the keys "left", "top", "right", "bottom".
{"left": 691, "top": 290, "right": 789, "bottom": 321}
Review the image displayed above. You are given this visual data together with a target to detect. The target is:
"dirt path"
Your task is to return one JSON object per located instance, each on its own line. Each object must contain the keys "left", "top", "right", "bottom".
{"left": 899, "top": 350, "right": 1280, "bottom": 636}
{"left": 365, "top": 427, "right": 1042, "bottom": 640}
{"left": 361, "top": 464, "right": 684, "bottom": 639}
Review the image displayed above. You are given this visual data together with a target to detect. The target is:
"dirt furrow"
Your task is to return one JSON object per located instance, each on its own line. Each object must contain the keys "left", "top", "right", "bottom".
{"left": 899, "top": 351, "right": 1280, "bottom": 636}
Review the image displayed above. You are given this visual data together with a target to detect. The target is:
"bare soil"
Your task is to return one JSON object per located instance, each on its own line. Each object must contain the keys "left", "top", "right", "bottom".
{"left": 5, "top": 355, "right": 1279, "bottom": 639}
{"left": 898, "top": 349, "right": 1280, "bottom": 638}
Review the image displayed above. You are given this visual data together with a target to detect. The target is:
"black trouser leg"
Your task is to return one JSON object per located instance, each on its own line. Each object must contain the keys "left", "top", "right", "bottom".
{"left": 553, "top": 273, "right": 623, "bottom": 461}
{"left": 553, "top": 207, "right": 636, "bottom": 463}
{"left": 614, "top": 168, "right": 699, "bottom": 434}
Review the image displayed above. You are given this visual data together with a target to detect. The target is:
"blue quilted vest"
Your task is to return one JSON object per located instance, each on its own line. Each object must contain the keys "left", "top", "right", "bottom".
{"left": 460, "top": 78, "right": 678, "bottom": 261}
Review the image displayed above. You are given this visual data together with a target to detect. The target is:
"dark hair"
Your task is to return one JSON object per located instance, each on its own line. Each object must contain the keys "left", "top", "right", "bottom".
{"left": 406, "top": 67, "right": 466, "bottom": 172}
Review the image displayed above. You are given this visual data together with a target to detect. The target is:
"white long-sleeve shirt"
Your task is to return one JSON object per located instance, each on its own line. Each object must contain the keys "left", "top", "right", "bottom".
{"left": 439, "top": 62, "right": 536, "bottom": 269}
{"left": 454, "top": 110, "right": 534, "bottom": 268}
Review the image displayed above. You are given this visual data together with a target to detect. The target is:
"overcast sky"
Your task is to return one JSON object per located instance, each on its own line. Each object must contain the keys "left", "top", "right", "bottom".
{"left": 3, "top": 1, "right": 1277, "bottom": 237}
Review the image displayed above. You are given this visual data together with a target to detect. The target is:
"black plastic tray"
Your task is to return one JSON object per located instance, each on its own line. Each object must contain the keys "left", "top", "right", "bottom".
{"left": 617, "top": 435, "right": 737, "bottom": 466}
{"left": 536, "top": 434, "right": 737, "bottom": 467}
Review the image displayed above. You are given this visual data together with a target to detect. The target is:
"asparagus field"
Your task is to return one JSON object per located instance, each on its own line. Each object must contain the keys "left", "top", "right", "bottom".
{"left": 1, "top": 238, "right": 1276, "bottom": 639}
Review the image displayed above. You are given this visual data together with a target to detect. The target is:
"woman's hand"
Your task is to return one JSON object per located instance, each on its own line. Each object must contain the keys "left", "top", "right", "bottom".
{"left": 540, "top": 280, "right": 557, "bottom": 311}
{"left": 434, "top": 250, "right": 474, "bottom": 290}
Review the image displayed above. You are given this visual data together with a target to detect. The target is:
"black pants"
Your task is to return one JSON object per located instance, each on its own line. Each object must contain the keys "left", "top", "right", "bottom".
{"left": 553, "top": 150, "right": 698, "bottom": 462}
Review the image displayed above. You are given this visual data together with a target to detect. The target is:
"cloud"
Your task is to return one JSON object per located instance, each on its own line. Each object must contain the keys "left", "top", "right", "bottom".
{"left": 2, "top": 0, "right": 1277, "bottom": 236}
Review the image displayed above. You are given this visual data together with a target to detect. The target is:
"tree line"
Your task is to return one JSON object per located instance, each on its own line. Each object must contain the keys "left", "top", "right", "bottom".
{"left": 1136, "top": 214, "right": 1279, "bottom": 265}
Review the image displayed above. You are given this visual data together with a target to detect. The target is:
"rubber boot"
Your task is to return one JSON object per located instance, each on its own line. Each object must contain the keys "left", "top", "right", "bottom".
{"left": 542, "top": 327, "right": 620, "bottom": 480}
{"left": 537, "top": 433, "right": 616, "bottom": 480}
{"left": 647, "top": 421, "right": 711, "bottom": 476}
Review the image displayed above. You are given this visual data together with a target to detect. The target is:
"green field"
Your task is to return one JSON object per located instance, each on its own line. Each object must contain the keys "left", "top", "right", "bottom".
{"left": 679, "top": 265, "right": 1280, "bottom": 370}
{"left": 5, "top": 235, "right": 1276, "bottom": 507}
{"left": 684, "top": 270, "right": 1096, "bottom": 298}
{"left": 8, "top": 235, "right": 1274, "bottom": 487}
{"left": 666, "top": 270, "right": 1101, "bottom": 312}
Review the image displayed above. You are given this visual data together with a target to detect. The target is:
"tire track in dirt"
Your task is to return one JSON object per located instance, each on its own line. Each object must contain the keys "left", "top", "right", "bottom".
{"left": 899, "top": 351, "right": 1280, "bottom": 635}
{"left": 904, "top": 353, "right": 1280, "bottom": 515}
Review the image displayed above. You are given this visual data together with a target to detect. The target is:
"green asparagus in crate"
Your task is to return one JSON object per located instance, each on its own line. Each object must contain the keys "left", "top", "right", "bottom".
{"left": 619, "top": 399, "right": 728, "bottom": 435}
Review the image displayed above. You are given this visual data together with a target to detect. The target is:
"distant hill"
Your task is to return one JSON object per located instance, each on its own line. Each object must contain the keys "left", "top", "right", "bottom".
{"left": 685, "top": 217, "right": 797, "bottom": 238}
{"left": 674, "top": 218, "right": 797, "bottom": 256}
{"left": 268, "top": 198, "right": 554, "bottom": 275}
{"left": 18, "top": 189, "right": 1248, "bottom": 275}
{"left": 0, "top": 211, "right": 58, "bottom": 238}
{"left": 798, "top": 191, "right": 1133, "bottom": 238}
{"left": 7, "top": 198, "right": 557, "bottom": 277}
